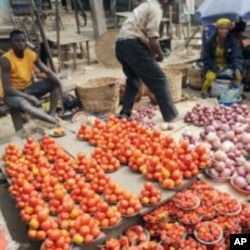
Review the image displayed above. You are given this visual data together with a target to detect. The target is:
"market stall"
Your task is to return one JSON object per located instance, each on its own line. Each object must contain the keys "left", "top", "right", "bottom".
{"left": 0, "top": 98, "right": 249, "bottom": 250}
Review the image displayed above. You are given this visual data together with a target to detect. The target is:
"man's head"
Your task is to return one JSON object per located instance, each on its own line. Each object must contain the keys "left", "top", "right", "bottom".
{"left": 9, "top": 29, "right": 27, "bottom": 53}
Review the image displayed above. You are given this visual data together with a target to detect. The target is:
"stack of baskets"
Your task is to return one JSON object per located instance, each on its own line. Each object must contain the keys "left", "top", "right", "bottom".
{"left": 187, "top": 68, "right": 203, "bottom": 90}
{"left": 76, "top": 77, "right": 120, "bottom": 114}
{"left": 144, "top": 68, "right": 183, "bottom": 104}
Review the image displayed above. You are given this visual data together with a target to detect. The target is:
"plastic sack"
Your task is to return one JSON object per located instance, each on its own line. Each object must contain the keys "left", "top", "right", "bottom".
{"left": 210, "top": 79, "right": 231, "bottom": 97}
{"left": 217, "top": 68, "right": 234, "bottom": 80}
{"left": 219, "top": 85, "right": 243, "bottom": 101}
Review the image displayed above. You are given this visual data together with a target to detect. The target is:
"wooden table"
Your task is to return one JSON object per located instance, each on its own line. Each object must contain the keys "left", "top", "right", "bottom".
{"left": 45, "top": 30, "right": 91, "bottom": 69}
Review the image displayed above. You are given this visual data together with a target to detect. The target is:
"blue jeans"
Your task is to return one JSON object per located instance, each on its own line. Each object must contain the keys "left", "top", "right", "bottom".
{"left": 115, "top": 38, "right": 178, "bottom": 121}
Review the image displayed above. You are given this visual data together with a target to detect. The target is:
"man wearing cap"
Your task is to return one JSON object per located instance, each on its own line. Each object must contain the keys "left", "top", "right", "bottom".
{"left": 115, "top": 0, "right": 179, "bottom": 122}
{"left": 201, "top": 18, "right": 244, "bottom": 98}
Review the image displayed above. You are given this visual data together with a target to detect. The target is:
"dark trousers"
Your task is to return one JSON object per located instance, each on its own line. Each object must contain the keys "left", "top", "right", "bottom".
{"left": 115, "top": 39, "right": 178, "bottom": 122}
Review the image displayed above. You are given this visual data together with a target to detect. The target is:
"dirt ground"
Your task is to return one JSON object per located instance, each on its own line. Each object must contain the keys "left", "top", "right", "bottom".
{"left": 1, "top": 10, "right": 250, "bottom": 250}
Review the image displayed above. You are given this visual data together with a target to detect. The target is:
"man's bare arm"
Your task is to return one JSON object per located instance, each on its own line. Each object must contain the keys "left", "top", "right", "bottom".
{"left": 35, "top": 58, "right": 64, "bottom": 95}
{"left": 0, "top": 57, "right": 35, "bottom": 101}
{"left": 148, "top": 37, "right": 164, "bottom": 62}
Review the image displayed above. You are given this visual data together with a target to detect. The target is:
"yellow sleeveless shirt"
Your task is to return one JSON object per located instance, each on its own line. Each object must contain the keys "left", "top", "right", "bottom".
{"left": 0, "top": 48, "right": 37, "bottom": 98}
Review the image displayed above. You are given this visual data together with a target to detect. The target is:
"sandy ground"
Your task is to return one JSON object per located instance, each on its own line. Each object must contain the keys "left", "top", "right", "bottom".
{"left": 1, "top": 10, "right": 250, "bottom": 250}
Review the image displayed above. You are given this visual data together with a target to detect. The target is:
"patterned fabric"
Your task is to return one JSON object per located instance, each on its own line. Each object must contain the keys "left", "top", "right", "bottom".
{"left": 118, "top": 0, "right": 163, "bottom": 46}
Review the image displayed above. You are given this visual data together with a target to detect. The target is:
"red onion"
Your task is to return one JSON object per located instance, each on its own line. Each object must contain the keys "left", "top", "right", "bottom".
{"left": 221, "top": 141, "right": 234, "bottom": 153}
{"left": 214, "top": 150, "right": 227, "bottom": 161}
{"left": 213, "top": 161, "right": 226, "bottom": 172}
{"left": 234, "top": 176, "right": 248, "bottom": 188}
{"left": 220, "top": 168, "right": 232, "bottom": 178}
{"left": 239, "top": 133, "right": 250, "bottom": 144}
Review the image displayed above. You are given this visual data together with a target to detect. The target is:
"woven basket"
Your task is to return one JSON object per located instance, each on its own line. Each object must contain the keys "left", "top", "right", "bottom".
{"left": 164, "top": 63, "right": 190, "bottom": 88}
{"left": 144, "top": 69, "right": 182, "bottom": 104}
{"left": 76, "top": 77, "right": 120, "bottom": 114}
{"left": 120, "top": 82, "right": 143, "bottom": 104}
{"left": 187, "top": 68, "right": 203, "bottom": 90}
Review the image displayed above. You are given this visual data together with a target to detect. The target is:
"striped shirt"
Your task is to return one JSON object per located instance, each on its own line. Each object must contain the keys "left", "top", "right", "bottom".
{"left": 118, "top": 0, "right": 163, "bottom": 46}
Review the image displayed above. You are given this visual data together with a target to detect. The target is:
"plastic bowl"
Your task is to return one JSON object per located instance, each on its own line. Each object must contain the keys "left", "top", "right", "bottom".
{"left": 215, "top": 199, "right": 242, "bottom": 216}
{"left": 230, "top": 176, "right": 250, "bottom": 195}
{"left": 175, "top": 195, "right": 201, "bottom": 211}
{"left": 194, "top": 221, "right": 223, "bottom": 245}
{"left": 205, "top": 168, "right": 233, "bottom": 183}
{"left": 194, "top": 228, "right": 223, "bottom": 245}
{"left": 218, "top": 96, "right": 242, "bottom": 107}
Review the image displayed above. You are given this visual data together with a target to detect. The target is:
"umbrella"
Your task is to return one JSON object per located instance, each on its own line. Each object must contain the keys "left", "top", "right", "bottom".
{"left": 196, "top": 0, "right": 250, "bottom": 25}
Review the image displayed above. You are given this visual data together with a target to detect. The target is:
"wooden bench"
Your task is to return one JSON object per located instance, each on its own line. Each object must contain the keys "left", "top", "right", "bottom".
{"left": 0, "top": 76, "right": 82, "bottom": 132}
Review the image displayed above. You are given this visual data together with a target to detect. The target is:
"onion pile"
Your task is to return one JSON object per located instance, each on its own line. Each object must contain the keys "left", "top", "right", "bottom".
{"left": 130, "top": 104, "right": 157, "bottom": 129}
{"left": 184, "top": 104, "right": 250, "bottom": 127}
{"left": 183, "top": 104, "right": 250, "bottom": 181}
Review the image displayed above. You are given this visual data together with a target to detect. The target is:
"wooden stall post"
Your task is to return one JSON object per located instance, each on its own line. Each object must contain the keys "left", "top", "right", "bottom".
{"left": 29, "top": 0, "right": 56, "bottom": 72}
{"left": 55, "top": 0, "right": 62, "bottom": 72}
{"left": 89, "top": 0, "right": 107, "bottom": 38}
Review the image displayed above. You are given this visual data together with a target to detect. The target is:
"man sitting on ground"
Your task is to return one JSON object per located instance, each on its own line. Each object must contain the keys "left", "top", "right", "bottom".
{"left": 0, "top": 29, "right": 63, "bottom": 125}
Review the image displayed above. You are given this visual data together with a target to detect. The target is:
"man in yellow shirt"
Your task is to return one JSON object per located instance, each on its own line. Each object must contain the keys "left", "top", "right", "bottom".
{"left": 0, "top": 29, "right": 63, "bottom": 124}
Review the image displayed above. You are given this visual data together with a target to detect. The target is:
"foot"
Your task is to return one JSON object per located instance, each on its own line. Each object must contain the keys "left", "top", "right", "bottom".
{"left": 115, "top": 113, "right": 130, "bottom": 120}
{"left": 167, "top": 114, "right": 183, "bottom": 123}
{"left": 201, "top": 92, "right": 209, "bottom": 99}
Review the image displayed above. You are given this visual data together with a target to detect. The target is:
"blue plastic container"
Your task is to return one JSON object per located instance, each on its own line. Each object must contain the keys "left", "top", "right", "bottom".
{"left": 218, "top": 96, "right": 242, "bottom": 106}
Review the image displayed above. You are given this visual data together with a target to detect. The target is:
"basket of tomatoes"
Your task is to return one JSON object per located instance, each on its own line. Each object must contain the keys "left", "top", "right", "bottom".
{"left": 194, "top": 221, "right": 223, "bottom": 245}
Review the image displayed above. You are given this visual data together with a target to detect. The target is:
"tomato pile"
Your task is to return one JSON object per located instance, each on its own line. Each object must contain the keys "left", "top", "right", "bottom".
{"left": 173, "top": 190, "right": 200, "bottom": 210}
{"left": 160, "top": 222, "right": 186, "bottom": 246}
{"left": 215, "top": 193, "right": 241, "bottom": 215}
{"left": 2, "top": 135, "right": 150, "bottom": 249}
{"left": 139, "top": 182, "right": 162, "bottom": 206}
{"left": 141, "top": 180, "right": 249, "bottom": 249}
{"left": 76, "top": 116, "right": 211, "bottom": 189}
{"left": 194, "top": 221, "right": 223, "bottom": 244}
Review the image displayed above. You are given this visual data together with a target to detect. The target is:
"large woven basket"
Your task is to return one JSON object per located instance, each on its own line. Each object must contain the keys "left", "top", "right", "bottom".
{"left": 144, "top": 69, "right": 182, "bottom": 104}
{"left": 164, "top": 63, "right": 190, "bottom": 88}
{"left": 187, "top": 68, "right": 203, "bottom": 90}
{"left": 76, "top": 77, "right": 120, "bottom": 114}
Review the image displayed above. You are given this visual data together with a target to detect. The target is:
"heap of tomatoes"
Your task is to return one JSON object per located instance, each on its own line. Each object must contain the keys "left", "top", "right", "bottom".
{"left": 77, "top": 116, "right": 211, "bottom": 189}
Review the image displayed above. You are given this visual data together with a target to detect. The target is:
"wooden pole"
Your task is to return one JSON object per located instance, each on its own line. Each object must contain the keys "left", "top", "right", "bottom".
{"left": 73, "top": 0, "right": 81, "bottom": 34}
{"left": 89, "top": 0, "right": 107, "bottom": 38}
{"left": 29, "top": 0, "right": 56, "bottom": 72}
{"left": 55, "top": 0, "right": 62, "bottom": 72}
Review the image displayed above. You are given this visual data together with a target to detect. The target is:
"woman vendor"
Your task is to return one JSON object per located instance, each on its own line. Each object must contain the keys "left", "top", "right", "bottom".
{"left": 201, "top": 18, "right": 244, "bottom": 98}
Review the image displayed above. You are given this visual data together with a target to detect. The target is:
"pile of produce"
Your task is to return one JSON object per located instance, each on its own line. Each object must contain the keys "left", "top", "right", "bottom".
{"left": 4, "top": 130, "right": 211, "bottom": 249}
{"left": 130, "top": 105, "right": 157, "bottom": 129}
{"left": 184, "top": 103, "right": 250, "bottom": 194}
{"left": 77, "top": 116, "right": 211, "bottom": 189}
{"left": 3, "top": 137, "right": 150, "bottom": 249}
{"left": 142, "top": 180, "right": 250, "bottom": 249}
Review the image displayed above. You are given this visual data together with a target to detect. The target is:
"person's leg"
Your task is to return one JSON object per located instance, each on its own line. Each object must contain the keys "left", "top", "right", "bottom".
{"left": 23, "top": 79, "right": 61, "bottom": 117}
{"left": 116, "top": 39, "right": 178, "bottom": 122}
{"left": 116, "top": 43, "right": 140, "bottom": 116}
{"left": 3, "top": 95, "right": 56, "bottom": 124}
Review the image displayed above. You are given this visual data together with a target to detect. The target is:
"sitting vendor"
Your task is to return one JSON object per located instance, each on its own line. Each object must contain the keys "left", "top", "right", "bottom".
{"left": 0, "top": 29, "right": 64, "bottom": 125}
{"left": 201, "top": 18, "right": 244, "bottom": 98}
